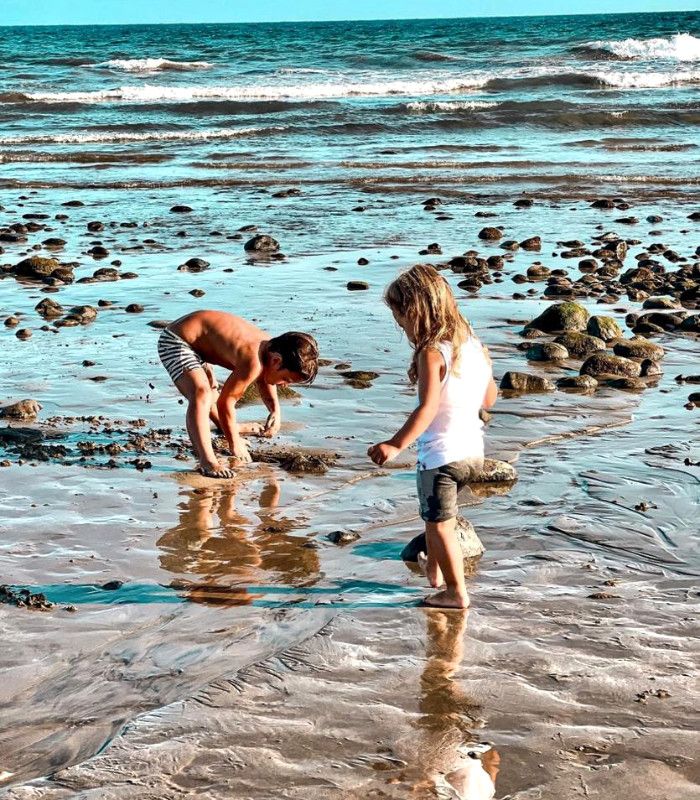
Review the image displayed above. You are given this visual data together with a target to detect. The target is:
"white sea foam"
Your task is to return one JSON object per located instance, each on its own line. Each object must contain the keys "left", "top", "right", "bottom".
{"left": 403, "top": 100, "right": 498, "bottom": 111}
{"left": 591, "top": 69, "right": 700, "bottom": 88}
{"left": 93, "top": 58, "right": 213, "bottom": 72}
{"left": 585, "top": 33, "right": 700, "bottom": 62}
{"left": 13, "top": 77, "right": 490, "bottom": 104}
{"left": 0, "top": 127, "right": 284, "bottom": 146}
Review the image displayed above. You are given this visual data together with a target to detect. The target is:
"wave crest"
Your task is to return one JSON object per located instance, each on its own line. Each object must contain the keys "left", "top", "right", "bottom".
{"left": 0, "top": 127, "right": 286, "bottom": 146}
{"left": 94, "top": 58, "right": 213, "bottom": 72}
{"left": 578, "top": 33, "right": 700, "bottom": 62}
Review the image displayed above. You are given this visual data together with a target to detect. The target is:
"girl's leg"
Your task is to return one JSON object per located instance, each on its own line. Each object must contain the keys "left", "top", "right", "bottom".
{"left": 424, "top": 517, "right": 469, "bottom": 609}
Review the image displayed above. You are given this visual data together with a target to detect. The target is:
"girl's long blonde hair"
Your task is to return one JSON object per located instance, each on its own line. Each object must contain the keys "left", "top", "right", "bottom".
{"left": 385, "top": 264, "right": 473, "bottom": 384}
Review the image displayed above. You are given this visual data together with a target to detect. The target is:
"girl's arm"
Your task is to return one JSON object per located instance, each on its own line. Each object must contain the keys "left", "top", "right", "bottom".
{"left": 368, "top": 348, "right": 443, "bottom": 465}
{"left": 481, "top": 344, "right": 497, "bottom": 409}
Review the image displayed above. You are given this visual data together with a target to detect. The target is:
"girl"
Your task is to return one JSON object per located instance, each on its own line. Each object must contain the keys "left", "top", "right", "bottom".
{"left": 368, "top": 264, "right": 497, "bottom": 609}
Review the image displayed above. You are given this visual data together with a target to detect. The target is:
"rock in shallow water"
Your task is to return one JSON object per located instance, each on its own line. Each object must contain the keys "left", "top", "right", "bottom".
{"left": 401, "top": 517, "right": 484, "bottom": 562}
{"left": 500, "top": 371, "right": 555, "bottom": 393}
{"left": 587, "top": 315, "right": 622, "bottom": 341}
{"left": 244, "top": 234, "right": 279, "bottom": 253}
{"left": 0, "top": 399, "right": 41, "bottom": 420}
{"left": 527, "top": 301, "right": 590, "bottom": 333}
{"left": 526, "top": 342, "right": 569, "bottom": 362}
{"left": 554, "top": 332, "right": 606, "bottom": 358}
{"left": 580, "top": 353, "right": 641, "bottom": 378}
{"left": 613, "top": 337, "right": 665, "bottom": 362}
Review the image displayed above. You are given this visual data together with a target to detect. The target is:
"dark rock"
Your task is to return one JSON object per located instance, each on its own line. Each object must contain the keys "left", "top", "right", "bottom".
{"left": 500, "top": 372, "right": 555, "bottom": 392}
{"left": 42, "top": 238, "right": 66, "bottom": 248}
{"left": 640, "top": 359, "right": 663, "bottom": 377}
{"left": 86, "top": 221, "right": 104, "bottom": 232}
{"left": 327, "top": 530, "right": 360, "bottom": 545}
{"left": 527, "top": 301, "right": 589, "bottom": 333}
{"left": 170, "top": 205, "right": 192, "bottom": 213}
{"left": 244, "top": 234, "right": 280, "bottom": 253}
{"left": 13, "top": 256, "right": 61, "bottom": 280}
{"left": 101, "top": 580, "right": 124, "bottom": 591}
{"left": 591, "top": 198, "right": 615, "bottom": 209}
{"left": 580, "top": 353, "right": 641, "bottom": 378}
{"left": 189, "top": 289, "right": 205, "bottom": 297}
{"left": 88, "top": 246, "right": 109, "bottom": 258}
{"left": 608, "top": 377, "right": 647, "bottom": 391}
{"left": 526, "top": 342, "right": 569, "bottom": 361}
{"left": 125, "top": 304, "right": 144, "bottom": 313}
{"left": 514, "top": 198, "right": 533, "bottom": 208}
{"left": 557, "top": 375, "right": 598, "bottom": 391}
{"left": 16, "top": 329, "right": 32, "bottom": 340}
{"left": 35, "top": 298, "right": 64, "bottom": 318}
{"left": 520, "top": 236, "right": 541, "bottom": 251}
{"left": 478, "top": 227, "right": 503, "bottom": 241}
{"left": 180, "top": 257, "right": 210, "bottom": 272}
{"left": 554, "top": 332, "right": 606, "bottom": 358}
{"left": 347, "top": 281, "right": 369, "bottom": 291}
{"left": 613, "top": 337, "right": 664, "bottom": 361}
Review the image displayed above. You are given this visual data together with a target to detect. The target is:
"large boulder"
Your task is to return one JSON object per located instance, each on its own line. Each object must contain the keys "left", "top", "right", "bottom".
{"left": 580, "top": 353, "right": 641, "bottom": 378}
{"left": 526, "top": 302, "right": 589, "bottom": 333}
{"left": 587, "top": 315, "right": 622, "bottom": 341}
{"left": 554, "top": 332, "right": 606, "bottom": 359}
{"left": 613, "top": 337, "right": 664, "bottom": 362}
{"left": 500, "top": 372, "right": 555, "bottom": 393}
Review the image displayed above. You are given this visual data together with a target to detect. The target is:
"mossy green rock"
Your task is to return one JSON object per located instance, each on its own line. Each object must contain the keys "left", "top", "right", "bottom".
{"left": 554, "top": 332, "right": 606, "bottom": 359}
{"left": 14, "top": 256, "right": 61, "bottom": 279}
{"left": 500, "top": 371, "right": 555, "bottom": 392}
{"left": 613, "top": 337, "right": 664, "bottom": 362}
{"left": 239, "top": 382, "right": 301, "bottom": 406}
{"left": 587, "top": 315, "right": 623, "bottom": 341}
{"left": 580, "top": 353, "right": 642, "bottom": 378}
{"left": 527, "top": 302, "right": 590, "bottom": 333}
{"left": 526, "top": 342, "right": 569, "bottom": 361}
{"left": 557, "top": 375, "right": 598, "bottom": 391}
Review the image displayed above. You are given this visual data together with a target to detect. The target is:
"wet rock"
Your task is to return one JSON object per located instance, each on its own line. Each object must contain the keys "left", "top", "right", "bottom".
{"left": 520, "top": 236, "right": 541, "bottom": 251}
{"left": 244, "top": 234, "right": 279, "bottom": 253}
{"left": 35, "top": 298, "right": 64, "bottom": 318}
{"left": 347, "top": 281, "right": 369, "bottom": 291}
{"left": 339, "top": 370, "right": 379, "bottom": 387}
{"left": 687, "top": 211, "right": 700, "bottom": 221}
{"left": 643, "top": 296, "right": 678, "bottom": 310}
{"left": 101, "top": 580, "right": 124, "bottom": 591}
{"left": 180, "top": 257, "right": 209, "bottom": 272}
{"left": 64, "top": 305, "right": 97, "bottom": 325}
{"left": 189, "top": 289, "right": 205, "bottom": 297}
{"left": 16, "top": 329, "right": 32, "bottom": 340}
{"left": 86, "top": 221, "right": 104, "bottom": 232}
{"left": 526, "top": 264, "right": 550, "bottom": 280}
{"left": 125, "top": 303, "right": 144, "bottom": 313}
{"left": 357, "top": 257, "right": 369, "bottom": 265}
{"left": 613, "top": 337, "right": 664, "bottom": 362}
{"left": 148, "top": 320, "right": 171, "bottom": 329}
{"left": 500, "top": 372, "right": 555, "bottom": 393}
{"left": 526, "top": 342, "right": 569, "bottom": 361}
{"left": 327, "top": 530, "right": 360, "bottom": 545}
{"left": 527, "top": 301, "right": 589, "bottom": 333}
{"left": 514, "top": 198, "right": 533, "bottom": 208}
{"left": 472, "top": 459, "right": 517, "bottom": 483}
{"left": 580, "top": 353, "right": 641, "bottom": 378}
{"left": 4, "top": 316, "right": 20, "bottom": 327}
{"left": 272, "top": 188, "right": 302, "bottom": 198}
{"left": 42, "top": 237, "right": 66, "bottom": 248}
{"left": 640, "top": 359, "right": 663, "bottom": 377}
{"left": 608, "top": 377, "right": 647, "bottom": 391}
{"left": 680, "top": 314, "right": 700, "bottom": 333}
{"left": 0, "top": 585, "right": 54, "bottom": 611}
{"left": 688, "top": 392, "right": 700, "bottom": 407}
{"left": 587, "top": 315, "right": 622, "bottom": 341}
{"left": 13, "top": 256, "right": 61, "bottom": 280}
{"left": 170, "top": 205, "right": 192, "bottom": 213}
{"left": 0, "top": 399, "right": 41, "bottom": 420}
{"left": 557, "top": 375, "right": 598, "bottom": 391}
{"left": 402, "top": 517, "right": 484, "bottom": 562}
{"left": 554, "top": 332, "right": 606, "bottom": 358}
{"left": 62, "top": 200, "right": 84, "bottom": 207}
{"left": 239, "top": 383, "right": 300, "bottom": 406}
{"left": 591, "top": 198, "right": 615, "bottom": 209}
{"left": 500, "top": 239, "right": 519, "bottom": 251}
{"left": 478, "top": 227, "right": 503, "bottom": 241}
{"left": 578, "top": 258, "right": 598, "bottom": 272}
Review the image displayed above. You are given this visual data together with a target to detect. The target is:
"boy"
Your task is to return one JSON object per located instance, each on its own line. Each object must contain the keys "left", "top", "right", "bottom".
{"left": 158, "top": 310, "right": 318, "bottom": 478}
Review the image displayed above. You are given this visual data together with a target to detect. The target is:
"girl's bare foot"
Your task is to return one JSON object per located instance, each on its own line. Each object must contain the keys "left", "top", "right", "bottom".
{"left": 421, "top": 588, "right": 470, "bottom": 609}
{"left": 417, "top": 551, "right": 444, "bottom": 589}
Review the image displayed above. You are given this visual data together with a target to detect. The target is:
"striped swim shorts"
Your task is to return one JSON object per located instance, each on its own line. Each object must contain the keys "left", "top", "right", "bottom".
{"left": 158, "top": 328, "right": 205, "bottom": 383}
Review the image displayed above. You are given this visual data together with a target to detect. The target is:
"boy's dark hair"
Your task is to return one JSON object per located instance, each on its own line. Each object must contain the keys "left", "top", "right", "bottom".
{"left": 267, "top": 331, "right": 319, "bottom": 384}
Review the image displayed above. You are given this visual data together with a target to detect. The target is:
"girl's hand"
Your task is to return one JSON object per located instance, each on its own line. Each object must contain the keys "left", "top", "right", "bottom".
{"left": 367, "top": 441, "right": 401, "bottom": 466}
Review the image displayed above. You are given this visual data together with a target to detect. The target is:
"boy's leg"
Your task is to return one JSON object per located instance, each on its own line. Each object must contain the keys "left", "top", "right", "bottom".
{"left": 174, "top": 369, "right": 220, "bottom": 472}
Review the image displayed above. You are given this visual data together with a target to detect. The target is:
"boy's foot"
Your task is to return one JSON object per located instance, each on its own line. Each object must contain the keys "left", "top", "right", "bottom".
{"left": 421, "top": 589, "right": 470, "bottom": 610}
{"left": 417, "top": 551, "right": 444, "bottom": 589}
{"left": 199, "top": 466, "right": 236, "bottom": 479}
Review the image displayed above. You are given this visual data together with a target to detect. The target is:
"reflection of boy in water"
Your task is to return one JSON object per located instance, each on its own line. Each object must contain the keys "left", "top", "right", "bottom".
{"left": 416, "top": 610, "right": 500, "bottom": 799}
{"left": 157, "top": 472, "right": 320, "bottom": 604}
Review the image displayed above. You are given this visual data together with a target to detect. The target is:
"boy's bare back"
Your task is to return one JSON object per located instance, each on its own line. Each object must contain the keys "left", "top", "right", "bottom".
{"left": 169, "top": 310, "right": 269, "bottom": 376}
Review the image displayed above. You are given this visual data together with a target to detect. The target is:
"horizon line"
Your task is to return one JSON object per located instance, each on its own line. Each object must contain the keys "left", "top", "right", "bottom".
{"left": 0, "top": 7, "right": 696, "bottom": 28}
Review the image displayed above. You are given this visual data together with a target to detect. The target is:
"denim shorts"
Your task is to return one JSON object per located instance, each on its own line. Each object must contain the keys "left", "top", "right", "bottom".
{"left": 417, "top": 458, "right": 484, "bottom": 523}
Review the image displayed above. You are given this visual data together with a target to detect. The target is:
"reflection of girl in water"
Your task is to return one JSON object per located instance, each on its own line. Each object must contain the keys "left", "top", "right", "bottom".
{"left": 416, "top": 610, "right": 500, "bottom": 799}
{"left": 157, "top": 471, "right": 320, "bottom": 605}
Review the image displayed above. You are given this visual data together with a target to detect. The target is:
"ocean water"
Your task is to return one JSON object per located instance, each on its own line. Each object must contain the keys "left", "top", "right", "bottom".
{"left": 1, "top": 11, "right": 699, "bottom": 206}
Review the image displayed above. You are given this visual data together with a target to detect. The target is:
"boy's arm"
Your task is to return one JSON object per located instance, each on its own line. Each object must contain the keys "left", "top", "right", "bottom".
{"left": 217, "top": 368, "right": 259, "bottom": 463}
{"left": 368, "top": 348, "right": 443, "bottom": 465}
{"left": 257, "top": 379, "right": 281, "bottom": 438}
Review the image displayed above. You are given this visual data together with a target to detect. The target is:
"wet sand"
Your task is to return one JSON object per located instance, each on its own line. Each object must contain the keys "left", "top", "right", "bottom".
{"left": 1, "top": 187, "right": 699, "bottom": 798}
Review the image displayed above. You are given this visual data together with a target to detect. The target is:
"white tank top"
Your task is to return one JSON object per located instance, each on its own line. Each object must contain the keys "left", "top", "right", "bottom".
{"left": 417, "top": 337, "right": 491, "bottom": 470}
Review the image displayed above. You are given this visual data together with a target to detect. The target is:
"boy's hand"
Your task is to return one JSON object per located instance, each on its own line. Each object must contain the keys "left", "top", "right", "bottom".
{"left": 263, "top": 411, "right": 280, "bottom": 438}
{"left": 231, "top": 439, "right": 252, "bottom": 464}
{"left": 368, "top": 441, "right": 401, "bottom": 466}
